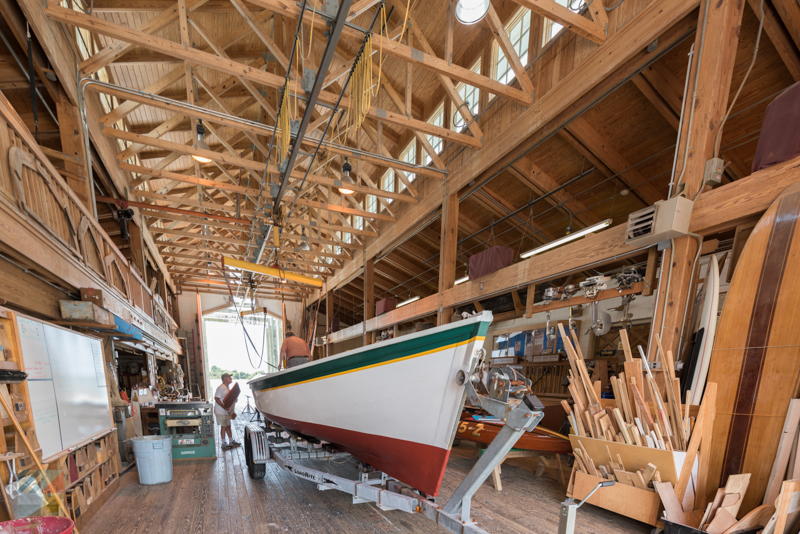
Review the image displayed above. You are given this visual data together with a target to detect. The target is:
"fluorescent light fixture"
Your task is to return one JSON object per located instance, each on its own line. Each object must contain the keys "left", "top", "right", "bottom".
{"left": 397, "top": 296, "right": 420, "bottom": 308}
{"left": 520, "top": 219, "right": 612, "bottom": 259}
{"left": 455, "top": 275, "right": 469, "bottom": 285}
{"left": 455, "top": 0, "right": 490, "bottom": 24}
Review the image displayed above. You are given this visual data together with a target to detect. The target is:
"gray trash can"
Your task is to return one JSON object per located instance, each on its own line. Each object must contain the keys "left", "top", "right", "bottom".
{"left": 132, "top": 435, "right": 173, "bottom": 485}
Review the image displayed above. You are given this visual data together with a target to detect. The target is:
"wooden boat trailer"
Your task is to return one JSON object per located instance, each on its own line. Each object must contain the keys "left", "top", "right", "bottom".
{"left": 244, "top": 367, "right": 546, "bottom": 533}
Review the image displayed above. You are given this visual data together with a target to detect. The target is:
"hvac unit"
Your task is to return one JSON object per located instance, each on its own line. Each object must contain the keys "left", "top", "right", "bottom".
{"left": 625, "top": 195, "right": 694, "bottom": 248}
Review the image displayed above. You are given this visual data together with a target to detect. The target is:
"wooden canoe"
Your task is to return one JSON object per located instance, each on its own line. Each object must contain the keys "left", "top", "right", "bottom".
{"left": 456, "top": 415, "right": 572, "bottom": 454}
{"left": 705, "top": 183, "right": 800, "bottom": 514}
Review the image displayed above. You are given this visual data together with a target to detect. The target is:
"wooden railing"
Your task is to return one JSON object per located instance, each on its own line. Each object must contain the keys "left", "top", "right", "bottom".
{"left": 0, "top": 91, "right": 178, "bottom": 346}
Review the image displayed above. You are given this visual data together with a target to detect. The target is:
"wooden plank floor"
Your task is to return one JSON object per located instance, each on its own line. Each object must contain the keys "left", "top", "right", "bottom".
{"left": 85, "top": 408, "right": 651, "bottom": 533}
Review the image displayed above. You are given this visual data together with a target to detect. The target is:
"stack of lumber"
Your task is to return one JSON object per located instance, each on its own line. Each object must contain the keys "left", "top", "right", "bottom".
{"left": 563, "top": 323, "right": 723, "bottom": 527}
{"left": 560, "top": 324, "right": 690, "bottom": 452}
{"left": 653, "top": 474, "right": 774, "bottom": 533}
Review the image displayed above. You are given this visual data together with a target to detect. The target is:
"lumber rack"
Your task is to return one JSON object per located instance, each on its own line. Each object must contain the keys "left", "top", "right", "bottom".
{"left": 244, "top": 373, "right": 545, "bottom": 533}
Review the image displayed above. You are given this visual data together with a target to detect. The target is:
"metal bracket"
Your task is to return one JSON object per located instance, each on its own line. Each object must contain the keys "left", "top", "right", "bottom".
{"left": 302, "top": 68, "right": 316, "bottom": 93}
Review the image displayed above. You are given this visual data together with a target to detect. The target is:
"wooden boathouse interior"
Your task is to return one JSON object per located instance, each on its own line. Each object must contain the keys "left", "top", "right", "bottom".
{"left": 0, "top": 0, "right": 800, "bottom": 531}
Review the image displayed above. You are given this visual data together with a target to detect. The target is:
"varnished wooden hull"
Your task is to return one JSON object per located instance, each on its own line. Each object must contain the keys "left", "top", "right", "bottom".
{"left": 705, "top": 183, "right": 800, "bottom": 514}
{"left": 456, "top": 416, "right": 572, "bottom": 455}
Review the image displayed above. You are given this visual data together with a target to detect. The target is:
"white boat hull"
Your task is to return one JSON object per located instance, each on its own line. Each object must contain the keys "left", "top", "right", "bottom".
{"left": 248, "top": 311, "right": 493, "bottom": 495}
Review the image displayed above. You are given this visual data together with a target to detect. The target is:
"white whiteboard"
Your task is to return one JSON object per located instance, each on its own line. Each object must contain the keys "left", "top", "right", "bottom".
{"left": 18, "top": 317, "right": 111, "bottom": 459}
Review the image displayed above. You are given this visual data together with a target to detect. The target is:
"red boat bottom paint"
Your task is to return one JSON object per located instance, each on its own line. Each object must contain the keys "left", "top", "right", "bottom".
{"left": 265, "top": 412, "right": 451, "bottom": 496}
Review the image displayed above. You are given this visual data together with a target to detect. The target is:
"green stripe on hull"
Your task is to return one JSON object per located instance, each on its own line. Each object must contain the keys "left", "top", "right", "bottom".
{"left": 249, "top": 320, "right": 490, "bottom": 392}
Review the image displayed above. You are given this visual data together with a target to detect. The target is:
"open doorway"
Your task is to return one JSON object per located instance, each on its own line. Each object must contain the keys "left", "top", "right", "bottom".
{"left": 202, "top": 305, "right": 282, "bottom": 413}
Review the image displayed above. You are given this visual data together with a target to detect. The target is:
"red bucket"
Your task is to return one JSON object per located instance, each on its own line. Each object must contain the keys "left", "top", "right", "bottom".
{"left": 0, "top": 517, "right": 74, "bottom": 534}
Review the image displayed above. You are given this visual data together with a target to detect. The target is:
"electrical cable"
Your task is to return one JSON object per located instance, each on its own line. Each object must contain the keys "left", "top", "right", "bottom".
{"left": 710, "top": 0, "right": 765, "bottom": 176}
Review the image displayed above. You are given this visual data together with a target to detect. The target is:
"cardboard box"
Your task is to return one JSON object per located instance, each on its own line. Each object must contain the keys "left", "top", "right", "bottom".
{"left": 80, "top": 288, "right": 105, "bottom": 308}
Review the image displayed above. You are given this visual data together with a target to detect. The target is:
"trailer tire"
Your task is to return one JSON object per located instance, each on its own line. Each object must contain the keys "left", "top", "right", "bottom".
{"left": 244, "top": 428, "right": 266, "bottom": 479}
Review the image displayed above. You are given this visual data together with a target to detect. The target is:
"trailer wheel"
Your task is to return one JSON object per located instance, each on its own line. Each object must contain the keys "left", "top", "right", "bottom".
{"left": 244, "top": 427, "right": 266, "bottom": 479}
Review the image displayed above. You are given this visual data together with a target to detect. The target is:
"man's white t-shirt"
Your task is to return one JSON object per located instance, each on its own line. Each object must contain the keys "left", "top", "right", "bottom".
{"left": 214, "top": 384, "right": 230, "bottom": 415}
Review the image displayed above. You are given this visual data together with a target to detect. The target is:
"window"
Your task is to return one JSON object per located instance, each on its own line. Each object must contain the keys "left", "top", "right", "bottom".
{"left": 452, "top": 59, "right": 481, "bottom": 132}
{"left": 381, "top": 169, "right": 395, "bottom": 207}
{"left": 354, "top": 215, "right": 363, "bottom": 231}
{"left": 494, "top": 9, "right": 531, "bottom": 87}
{"left": 399, "top": 142, "right": 416, "bottom": 191}
{"left": 334, "top": 232, "right": 342, "bottom": 256}
{"left": 367, "top": 195, "right": 377, "bottom": 214}
{"left": 543, "top": 1, "right": 579, "bottom": 46}
{"left": 426, "top": 103, "right": 445, "bottom": 165}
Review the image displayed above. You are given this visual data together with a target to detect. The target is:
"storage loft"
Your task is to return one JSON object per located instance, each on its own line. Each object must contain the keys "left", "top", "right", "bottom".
{"left": 1, "top": 0, "right": 800, "bottom": 532}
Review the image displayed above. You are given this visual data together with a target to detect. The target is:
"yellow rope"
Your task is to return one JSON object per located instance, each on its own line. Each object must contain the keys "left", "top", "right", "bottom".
{"left": 385, "top": 0, "right": 411, "bottom": 51}
{"left": 304, "top": 0, "right": 317, "bottom": 61}
{"left": 295, "top": 36, "right": 301, "bottom": 118}
{"left": 278, "top": 82, "right": 292, "bottom": 163}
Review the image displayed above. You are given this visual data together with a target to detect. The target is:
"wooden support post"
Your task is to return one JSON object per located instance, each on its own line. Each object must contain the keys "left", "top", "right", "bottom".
{"left": 405, "top": 32, "right": 413, "bottom": 118}
{"left": 326, "top": 284, "right": 333, "bottom": 358}
{"left": 525, "top": 283, "right": 536, "bottom": 318}
{"left": 642, "top": 246, "right": 658, "bottom": 297}
{"left": 445, "top": 0, "right": 454, "bottom": 65}
{"left": 55, "top": 92, "right": 91, "bottom": 210}
{"left": 652, "top": 0, "right": 745, "bottom": 358}
{"left": 364, "top": 258, "right": 374, "bottom": 346}
{"left": 438, "top": 191, "right": 459, "bottom": 325}
{"left": 194, "top": 292, "right": 206, "bottom": 400}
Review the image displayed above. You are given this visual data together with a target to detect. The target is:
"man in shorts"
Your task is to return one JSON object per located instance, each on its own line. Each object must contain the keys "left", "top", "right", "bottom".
{"left": 213, "top": 373, "right": 239, "bottom": 450}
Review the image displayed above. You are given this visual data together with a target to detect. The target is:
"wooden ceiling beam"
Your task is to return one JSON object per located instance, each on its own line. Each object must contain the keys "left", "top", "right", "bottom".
{"left": 286, "top": 217, "right": 378, "bottom": 238}
{"left": 247, "top": 0, "right": 532, "bottom": 106}
{"left": 154, "top": 227, "right": 249, "bottom": 245}
{"left": 125, "top": 163, "right": 262, "bottom": 196}
{"left": 318, "top": 0, "right": 698, "bottom": 295}
{"left": 79, "top": 0, "right": 212, "bottom": 77}
{"left": 559, "top": 121, "right": 661, "bottom": 206}
{"left": 510, "top": 0, "right": 606, "bottom": 44}
{"left": 134, "top": 190, "right": 253, "bottom": 216}
{"left": 485, "top": 4, "right": 535, "bottom": 94}
{"left": 229, "top": 0, "right": 292, "bottom": 76}
{"left": 747, "top": 0, "right": 800, "bottom": 81}
{"left": 108, "top": 128, "right": 414, "bottom": 205}
{"left": 102, "top": 10, "right": 274, "bottom": 126}
{"left": 772, "top": 0, "right": 800, "bottom": 53}
{"left": 55, "top": 7, "right": 480, "bottom": 149}
{"left": 507, "top": 156, "right": 602, "bottom": 225}
{"left": 399, "top": 4, "right": 485, "bottom": 142}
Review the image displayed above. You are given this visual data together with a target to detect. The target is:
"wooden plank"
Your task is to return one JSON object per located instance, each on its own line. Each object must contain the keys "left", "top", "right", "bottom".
{"left": 572, "top": 471, "right": 662, "bottom": 525}
{"left": 763, "top": 400, "right": 800, "bottom": 507}
{"left": 654, "top": 481, "right": 687, "bottom": 523}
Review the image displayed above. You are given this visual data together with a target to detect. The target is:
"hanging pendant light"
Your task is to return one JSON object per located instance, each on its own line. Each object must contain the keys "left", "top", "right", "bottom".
{"left": 192, "top": 119, "right": 212, "bottom": 163}
{"left": 299, "top": 228, "right": 311, "bottom": 251}
{"left": 339, "top": 158, "right": 355, "bottom": 195}
{"left": 455, "top": 0, "right": 490, "bottom": 25}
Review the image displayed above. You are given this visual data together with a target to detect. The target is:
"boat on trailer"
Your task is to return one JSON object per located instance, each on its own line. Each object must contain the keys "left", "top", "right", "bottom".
{"left": 243, "top": 310, "right": 549, "bottom": 533}
{"left": 247, "top": 311, "right": 493, "bottom": 496}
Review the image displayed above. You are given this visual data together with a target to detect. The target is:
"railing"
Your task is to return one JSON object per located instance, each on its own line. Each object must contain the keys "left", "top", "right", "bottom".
{"left": 0, "top": 92, "right": 177, "bottom": 343}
